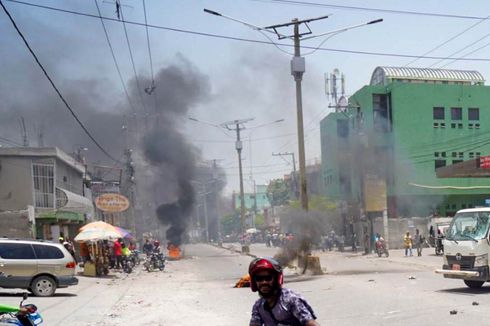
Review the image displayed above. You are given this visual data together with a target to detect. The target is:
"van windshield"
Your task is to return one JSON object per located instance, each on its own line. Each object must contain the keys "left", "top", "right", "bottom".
{"left": 447, "top": 212, "right": 490, "bottom": 241}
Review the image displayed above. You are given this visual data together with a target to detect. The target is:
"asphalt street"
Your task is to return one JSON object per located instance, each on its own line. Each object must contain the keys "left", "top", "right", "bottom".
{"left": 1, "top": 244, "right": 490, "bottom": 325}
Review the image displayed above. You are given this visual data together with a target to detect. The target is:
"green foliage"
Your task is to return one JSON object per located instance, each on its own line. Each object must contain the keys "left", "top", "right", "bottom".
{"left": 267, "top": 179, "right": 290, "bottom": 206}
{"left": 254, "top": 213, "right": 265, "bottom": 227}
{"left": 221, "top": 210, "right": 241, "bottom": 235}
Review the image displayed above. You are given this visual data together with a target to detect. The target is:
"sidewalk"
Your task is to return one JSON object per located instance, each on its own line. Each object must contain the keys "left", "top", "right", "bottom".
{"left": 218, "top": 242, "right": 443, "bottom": 273}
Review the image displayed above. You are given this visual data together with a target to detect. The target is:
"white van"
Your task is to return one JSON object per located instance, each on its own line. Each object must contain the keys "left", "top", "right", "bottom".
{"left": 435, "top": 208, "right": 490, "bottom": 289}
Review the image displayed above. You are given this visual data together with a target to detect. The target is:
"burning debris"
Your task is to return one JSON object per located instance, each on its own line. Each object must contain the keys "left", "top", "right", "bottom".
{"left": 273, "top": 210, "right": 325, "bottom": 275}
{"left": 167, "top": 243, "right": 182, "bottom": 260}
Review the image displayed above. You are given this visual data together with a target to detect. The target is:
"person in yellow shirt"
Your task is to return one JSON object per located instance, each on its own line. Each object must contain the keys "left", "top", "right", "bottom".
{"left": 404, "top": 231, "right": 413, "bottom": 257}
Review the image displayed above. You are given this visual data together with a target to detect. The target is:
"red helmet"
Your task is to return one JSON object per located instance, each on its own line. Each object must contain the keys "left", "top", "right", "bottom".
{"left": 153, "top": 240, "right": 160, "bottom": 247}
{"left": 248, "top": 257, "right": 283, "bottom": 292}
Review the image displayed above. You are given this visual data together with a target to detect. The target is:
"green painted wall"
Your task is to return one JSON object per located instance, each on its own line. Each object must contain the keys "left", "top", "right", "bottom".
{"left": 320, "top": 80, "right": 490, "bottom": 217}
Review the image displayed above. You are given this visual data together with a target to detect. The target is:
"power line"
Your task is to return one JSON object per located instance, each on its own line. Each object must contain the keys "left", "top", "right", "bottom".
{"left": 0, "top": 135, "right": 22, "bottom": 146}
{"left": 431, "top": 33, "right": 490, "bottom": 68}
{"left": 405, "top": 14, "right": 490, "bottom": 67}
{"left": 248, "top": 0, "right": 488, "bottom": 21}
{"left": 439, "top": 40, "right": 490, "bottom": 69}
{"left": 7, "top": 0, "right": 490, "bottom": 63}
{"left": 93, "top": 0, "right": 137, "bottom": 115}
{"left": 119, "top": 6, "right": 148, "bottom": 115}
{"left": 0, "top": 0, "right": 120, "bottom": 163}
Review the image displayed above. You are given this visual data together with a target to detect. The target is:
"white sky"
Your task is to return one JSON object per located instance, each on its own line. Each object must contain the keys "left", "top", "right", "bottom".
{"left": 2, "top": 0, "right": 490, "bottom": 194}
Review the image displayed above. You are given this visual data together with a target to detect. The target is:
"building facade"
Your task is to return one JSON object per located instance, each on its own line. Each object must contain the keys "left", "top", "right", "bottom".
{"left": 0, "top": 147, "right": 93, "bottom": 239}
{"left": 321, "top": 67, "right": 490, "bottom": 220}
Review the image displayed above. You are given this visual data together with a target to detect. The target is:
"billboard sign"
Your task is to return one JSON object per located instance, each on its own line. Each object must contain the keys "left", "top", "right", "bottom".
{"left": 480, "top": 156, "right": 490, "bottom": 169}
{"left": 95, "top": 193, "right": 129, "bottom": 212}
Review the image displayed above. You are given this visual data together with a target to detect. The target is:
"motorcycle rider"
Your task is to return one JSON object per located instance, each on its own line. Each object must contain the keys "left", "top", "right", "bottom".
{"left": 249, "top": 257, "right": 320, "bottom": 326}
{"left": 152, "top": 240, "right": 161, "bottom": 253}
{"left": 143, "top": 239, "right": 153, "bottom": 255}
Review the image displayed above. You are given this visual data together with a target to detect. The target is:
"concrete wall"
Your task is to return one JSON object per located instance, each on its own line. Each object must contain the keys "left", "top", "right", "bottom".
{"left": 55, "top": 159, "right": 83, "bottom": 195}
{"left": 0, "top": 157, "right": 34, "bottom": 211}
{"left": 372, "top": 217, "right": 430, "bottom": 249}
{"left": 0, "top": 210, "right": 32, "bottom": 238}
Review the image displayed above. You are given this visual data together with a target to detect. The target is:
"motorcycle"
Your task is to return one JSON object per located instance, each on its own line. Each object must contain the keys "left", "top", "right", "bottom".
{"left": 129, "top": 250, "right": 141, "bottom": 266}
{"left": 121, "top": 255, "right": 133, "bottom": 274}
{"left": 144, "top": 252, "right": 166, "bottom": 272}
{"left": 375, "top": 238, "right": 389, "bottom": 257}
{"left": 0, "top": 293, "right": 43, "bottom": 325}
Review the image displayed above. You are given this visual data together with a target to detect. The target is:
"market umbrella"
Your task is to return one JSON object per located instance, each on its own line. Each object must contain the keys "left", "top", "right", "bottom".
{"left": 114, "top": 226, "right": 133, "bottom": 239}
{"left": 79, "top": 221, "right": 115, "bottom": 232}
{"left": 75, "top": 221, "right": 122, "bottom": 242}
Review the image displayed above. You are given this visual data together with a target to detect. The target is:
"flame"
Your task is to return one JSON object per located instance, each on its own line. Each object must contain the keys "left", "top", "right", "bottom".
{"left": 168, "top": 244, "right": 181, "bottom": 260}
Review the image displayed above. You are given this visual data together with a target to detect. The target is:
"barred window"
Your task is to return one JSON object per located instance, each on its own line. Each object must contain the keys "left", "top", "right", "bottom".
{"left": 32, "top": 163, "right": 54, "bottom": 208}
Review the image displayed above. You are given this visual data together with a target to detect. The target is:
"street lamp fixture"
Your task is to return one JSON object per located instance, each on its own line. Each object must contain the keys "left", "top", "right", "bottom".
{"left": 204, "top": 8, "right": 382, "bottom": 211}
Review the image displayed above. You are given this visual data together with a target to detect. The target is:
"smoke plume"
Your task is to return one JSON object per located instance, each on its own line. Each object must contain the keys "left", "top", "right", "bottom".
{"left": 141, "top": 57, "right": 211, "bottom": 245}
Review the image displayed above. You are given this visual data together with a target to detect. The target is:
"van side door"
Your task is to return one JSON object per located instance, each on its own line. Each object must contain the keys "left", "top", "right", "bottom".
{"left": 0, "top": 243, "right": 37, "bottom": 288}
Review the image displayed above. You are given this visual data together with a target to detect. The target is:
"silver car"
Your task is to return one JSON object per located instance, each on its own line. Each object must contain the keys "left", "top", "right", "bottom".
{"left": 0, "top": 239, "right": 78, "bottom": 296}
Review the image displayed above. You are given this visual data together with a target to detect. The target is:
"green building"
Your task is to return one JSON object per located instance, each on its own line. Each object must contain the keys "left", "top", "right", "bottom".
{"left": 321, "top": 66, "right": 490, "bottom": 219}
{"left": 233, "top": 185, "right": 271, "bottom": 212}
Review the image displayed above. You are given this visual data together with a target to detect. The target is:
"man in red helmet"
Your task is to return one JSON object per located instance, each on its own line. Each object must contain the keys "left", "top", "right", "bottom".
{"left": 249, "top": 257, "right": 320, "bottom": 326}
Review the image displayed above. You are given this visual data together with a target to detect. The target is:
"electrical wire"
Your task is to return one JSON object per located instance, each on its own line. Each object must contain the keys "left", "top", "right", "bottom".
{"left": 439, "top": 40, "right": 490, "bottom": 69}
{"left": 119, "top": 6, "right": 148, "bottom": 115}
{"left": 431, "top": 33, "right": 490, "bottom": 68}
{"left": 0, "top": 135, "right": 22, "bottom": 146}
{"left": 0, "top": 0, "right": 120, "bottom": 163}
{"left": 405, "top": 14, "right": 490, "bottom": 67}
{"left": 248, "top": 0, "right": 488, "bottom": 21}
{"left": 142, "top": 0, "right": 154, "bottom": 85}
{"left": 6, "top": 0, "right": 490, "bottom": 62}
{"left": 93, "top": 0, "right": 137, "bottom": 115}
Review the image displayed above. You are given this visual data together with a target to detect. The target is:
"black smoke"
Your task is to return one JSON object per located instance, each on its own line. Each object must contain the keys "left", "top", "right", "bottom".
{"left": 141, "top": 57, "right": 211, "bottom": 245}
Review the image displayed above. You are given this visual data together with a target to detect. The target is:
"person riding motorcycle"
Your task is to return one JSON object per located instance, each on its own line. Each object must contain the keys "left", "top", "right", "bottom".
{"left": 152, "top": 240, "right": 161, "bottom": 253}
{"left": 248, "top": 257, "right": 320, "bottom": 326}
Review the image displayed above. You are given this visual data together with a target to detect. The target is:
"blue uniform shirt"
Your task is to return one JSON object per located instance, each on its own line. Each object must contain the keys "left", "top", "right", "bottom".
{"left": 250, "top": 288, "right": 317, "bottom": 326}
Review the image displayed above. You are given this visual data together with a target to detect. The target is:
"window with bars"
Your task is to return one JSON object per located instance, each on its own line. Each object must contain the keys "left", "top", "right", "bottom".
{"left": 32, "top": 163, "right": 54, "bottom": 208}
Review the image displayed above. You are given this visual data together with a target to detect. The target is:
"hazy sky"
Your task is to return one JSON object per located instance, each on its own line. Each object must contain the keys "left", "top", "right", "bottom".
{"left": 2, "top": 0, "right": 490, "bottom": 194}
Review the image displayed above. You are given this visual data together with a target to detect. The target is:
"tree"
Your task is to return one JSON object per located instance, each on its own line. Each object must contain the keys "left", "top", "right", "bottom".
{"left": 221, "top": 210, "right": 241, "bottom": 235}
{"left": 267, "top": 178, "right": 290, "bottom": 207}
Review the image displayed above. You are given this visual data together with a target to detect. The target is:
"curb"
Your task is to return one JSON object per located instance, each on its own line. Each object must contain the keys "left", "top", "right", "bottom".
{"left": 208, "top": 243, "right": 258, "bottom": 259}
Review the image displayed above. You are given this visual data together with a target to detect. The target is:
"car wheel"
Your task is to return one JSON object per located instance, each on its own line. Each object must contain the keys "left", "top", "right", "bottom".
{"left": 464, "top": 280, "right": 484, "bottom": 289}
{"left": 31, "top": 276, "right": 57, "bottom": 297}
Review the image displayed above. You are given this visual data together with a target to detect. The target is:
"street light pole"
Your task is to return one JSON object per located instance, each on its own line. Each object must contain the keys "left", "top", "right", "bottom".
{"left": 221, "top": 118, "right": 253, "bottom": 233}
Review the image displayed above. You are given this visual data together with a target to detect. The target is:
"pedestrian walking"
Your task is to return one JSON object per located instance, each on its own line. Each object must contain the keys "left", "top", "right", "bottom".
{"left": 113, "top": 238, "right": 123, "bottom": 269}
{"left": 414, "top": 229, "right": 423, "bottom": 256}
{"left": 248, "top": 257, "right": 320, "bottom": 326}
{"left": 404, "top": 231, "right": 413, "bottom": 257}
{"left": 363, "top": 232, "right": 369, "bottom": 255}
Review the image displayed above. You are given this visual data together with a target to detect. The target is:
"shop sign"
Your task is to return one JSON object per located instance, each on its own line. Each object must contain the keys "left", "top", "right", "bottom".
{"left": 95, "top": 193, "right": 129, "bottom": 212}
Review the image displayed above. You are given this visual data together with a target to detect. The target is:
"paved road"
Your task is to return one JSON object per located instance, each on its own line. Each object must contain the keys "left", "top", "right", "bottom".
{"left": 1, "top": 244, "right": 490, "bottom": 325}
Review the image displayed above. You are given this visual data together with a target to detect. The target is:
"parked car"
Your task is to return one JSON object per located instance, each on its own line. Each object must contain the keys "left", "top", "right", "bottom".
{"left": 0, "top": 238, "right": 78, "bottom": 296}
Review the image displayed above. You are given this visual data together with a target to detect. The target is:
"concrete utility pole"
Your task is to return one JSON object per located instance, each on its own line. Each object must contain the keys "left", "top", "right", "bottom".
{"left": 203, "top": 8, "right": 382, "bottom": 213}
{"left": 221, "top": 118, "right": 254, "bottom": 233}
{"left": 272, "top": 152, "right": 297, "bottom": 198}
{"left": 265, "top": 17, "right": 331, "bottom": 211}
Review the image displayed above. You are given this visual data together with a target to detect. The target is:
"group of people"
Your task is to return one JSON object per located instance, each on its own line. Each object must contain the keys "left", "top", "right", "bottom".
{"left": 403, "top": 229, "right": 425, "bottom": 257}
{"left": 142, "top": 238, "right": 162, "bottom": 255}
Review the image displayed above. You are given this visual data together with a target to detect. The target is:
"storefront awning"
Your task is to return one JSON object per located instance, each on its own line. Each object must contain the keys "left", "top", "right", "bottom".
{"left": 37, "top": 210, "right": 84, "bottom": 222}
{"left": 56, "top": 187, "right": 94, "bottom": 215}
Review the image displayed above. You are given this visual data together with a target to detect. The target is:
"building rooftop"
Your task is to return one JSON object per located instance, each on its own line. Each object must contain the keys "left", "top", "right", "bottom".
{"left": 370, "top": 66, "right": 485, "bottom": 86}
{"left": 0, "top": 147, "right": 84, "bottom": 173}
